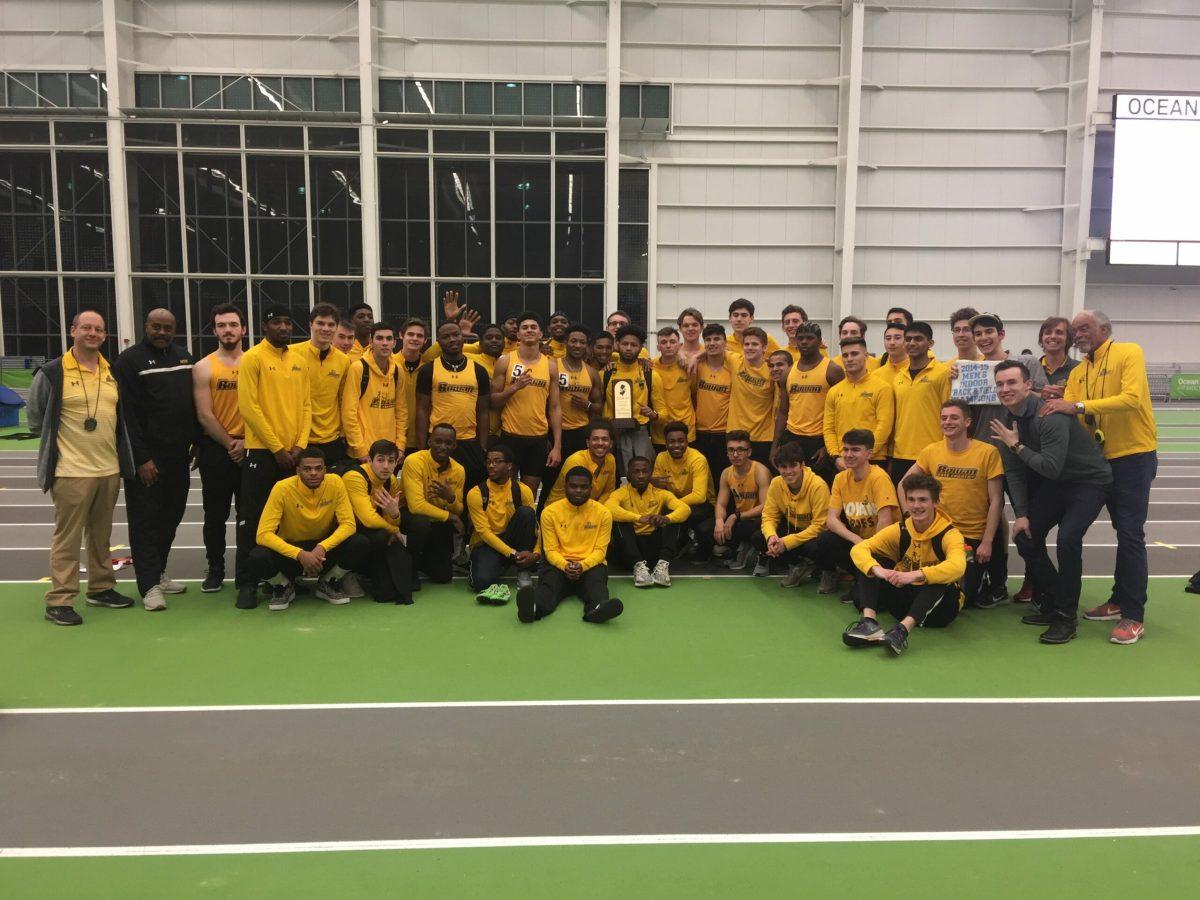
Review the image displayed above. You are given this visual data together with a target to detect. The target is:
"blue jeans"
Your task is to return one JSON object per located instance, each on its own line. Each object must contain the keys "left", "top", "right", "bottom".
{"left": 1106, "top": 451, "right": 1157, "bottom": 622}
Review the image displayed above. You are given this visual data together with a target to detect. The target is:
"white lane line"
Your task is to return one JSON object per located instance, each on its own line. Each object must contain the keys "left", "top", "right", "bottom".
{"left": 4, "top": 827, "right": 1200, "bottom": 858}
{"left": 5, "top": 696, "right": 1200, "bottom": 715}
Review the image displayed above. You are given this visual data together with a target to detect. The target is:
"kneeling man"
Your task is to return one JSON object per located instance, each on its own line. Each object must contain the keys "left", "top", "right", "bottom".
{"left": 606, "top": 455, "right": 690, "bottom": 588}
{"left": 756, "top": 441, "right": 830, "bottom": 586}
{"left": 466, "top": 444, "right": 540, "bottom": 605}
{"left": 342, "top": 439, "right": 414, "bottom": 604}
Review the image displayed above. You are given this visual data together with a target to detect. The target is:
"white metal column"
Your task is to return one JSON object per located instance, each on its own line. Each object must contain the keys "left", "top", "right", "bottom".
{"left": 101, "top": 0, "right": 136, "bottom": 349}
{"left": 832, "top": 0, "right": 865, "bottom": 322}
{"left": 604, "top": 0, "right": 622, "bottom": 317}
{"left": 358, "top": 0, "right": 382, "bottom": 317}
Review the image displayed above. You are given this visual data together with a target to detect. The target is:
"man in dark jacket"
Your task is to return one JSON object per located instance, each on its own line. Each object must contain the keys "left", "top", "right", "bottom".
{"left": 112, "top": 308, "right": 196, "bottom": 611}
{"left": 991, "top": 360, "right": 1111, "bottom": 645}
{"left": 28, "top": 310, "right": 136, "bottom": 625}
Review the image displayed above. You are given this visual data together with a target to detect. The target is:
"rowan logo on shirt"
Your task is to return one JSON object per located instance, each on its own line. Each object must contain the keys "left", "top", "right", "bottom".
{"left": 788, "top": 383, "right": 821, "bottom": 395}
{"left": 738, "top": 370, "right": 767, "bottom": 388}
{"left": 327, "top": 370, "right": 342, "bottom": 379}
{"left": 934, "top": 464, "right": 980, "bottom": 480}
{"left": 582, "top": 522, "right": 598, "bottom": 530}
{"left": 369, "top": 395, "right": 396, "bottom": 410}
{"left": 215, "top": 379, "right": 237, "bottom": 391}
{"left": 697, "top": 378, "right": 730, "bottom": 395}
{"left": 291, "top": 364, "right": 303, "bottom": 373}
{"left": 436, "top": 382, "right": 476, "bottom": 394}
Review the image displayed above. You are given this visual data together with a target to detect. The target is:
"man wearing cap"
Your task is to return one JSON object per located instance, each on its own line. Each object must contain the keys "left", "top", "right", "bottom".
{"left": 958, "top": 313, "right": 1046, "bottom": 453}
{"left": 234, "top": 304, "right": 312, "bottom": 609}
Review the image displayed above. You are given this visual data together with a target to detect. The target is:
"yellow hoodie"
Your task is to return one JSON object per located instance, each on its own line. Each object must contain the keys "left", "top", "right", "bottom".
{"left": 341, "top": 352, "right": 407, "bottom": 460}
{"left": 466, "top": 477, "right": 536, "bottom": 555}
{"left": 850, "top": 510, "right": 967, "bottom": 596}
{"left": 761, "top": 470, "right": 830, "bottom": 549}
{"left": 540, "top": 497, "right": 612, "bottom": 572}
{"left": 256, "top": 474, "right": 356, "bottom": 559}
{"left": 1063, "top": 339, "right": 1157, "bottom": 461}
{"left": 605, "top": 483, "right": 690, "bottom": 535}
{"left": 238, "top": 340, "right": 312, "bottom": 453}
{"left": 652, "top": 447, "right": 715, "bottom": 507}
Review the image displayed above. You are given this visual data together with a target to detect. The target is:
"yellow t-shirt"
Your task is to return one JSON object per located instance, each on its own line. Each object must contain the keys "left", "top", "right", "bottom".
{"left": 915, "top": 439, "right": 1002, "bottom": 540}
{"left": 728, "top": 354, "right": 777, "bottom": 443}
{"left": 694, "top": 355, "right": 734, "bottom": 433}
{"left": 650, "top": 357, "right": 696, "bottom": 444}
{"left": 830, "top": 465, "right": 898, "bottom": 539}
{"left": 785, "top": 357, "right": 832, "bottom": 437}
{"left": 56, "top": 351, "right": 120, "bottom": 478}
{"left": 500, "top": 353, "right": 552, "bottom": 437}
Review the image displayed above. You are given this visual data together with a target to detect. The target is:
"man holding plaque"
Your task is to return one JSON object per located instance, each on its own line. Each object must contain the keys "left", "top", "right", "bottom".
{"left": 950, "top": 313, "right": 1045, "bottom": 450}
{"left": 603, "top": 325, "right": 664, "bottom": 472}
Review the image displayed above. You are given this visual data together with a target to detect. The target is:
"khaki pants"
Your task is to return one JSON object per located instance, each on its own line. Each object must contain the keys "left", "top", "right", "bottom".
{"left": 46, "top": 475, "right": 121, "bottom": 607}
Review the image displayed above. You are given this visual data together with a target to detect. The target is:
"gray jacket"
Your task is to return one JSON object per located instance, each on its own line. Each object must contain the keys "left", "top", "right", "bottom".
{"left": 27, "top": 355, "right": 137, "bottom": 493}
{"left": 997, "top": 394, "right": 1111, "bottom": 518}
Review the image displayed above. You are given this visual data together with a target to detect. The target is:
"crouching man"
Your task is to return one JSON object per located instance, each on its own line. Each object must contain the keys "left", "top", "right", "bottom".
{"left": 401, "top": 423, "right": 467, "bottom": 587}
{"left": 843, "top": 473, "right": 966, "bottom": 656}
{"left": 606, "top": 455, "right": 690, "bottom": 588}
{"left": 250, "top": 447, "right": 369, "bottom": 610}
{"left": 342, "top": 439, "right": 414, "bottom": 604}
{"left": 755, "top": 441, "right": 830, "bottom": 586}
{"left": 466, "top": 444, "right": 540, "bottom": 605}
{"left": 517, "top": 466, "right": 624, "bottom": 625}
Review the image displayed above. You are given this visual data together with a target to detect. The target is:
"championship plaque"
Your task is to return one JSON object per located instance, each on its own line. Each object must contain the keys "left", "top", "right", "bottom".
{"left": 612, "top": 379, "right": 636, "bottom": 429}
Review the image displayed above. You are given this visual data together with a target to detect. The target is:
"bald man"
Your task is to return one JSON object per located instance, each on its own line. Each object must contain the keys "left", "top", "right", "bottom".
{"left": 112, "top": 308, "right": 197, "bottom": 611}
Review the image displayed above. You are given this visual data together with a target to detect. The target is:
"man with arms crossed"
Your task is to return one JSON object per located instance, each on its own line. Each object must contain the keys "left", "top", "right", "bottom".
{"left": 491, "top": 312, "right": 563, "bottom": 495}
{"left": 30, "top": 311, "right": 135, "bottom": 625}
{"left": 192, "top": 303, "right": 246, "bottom": 592}
{"left": 992, "top": 360, "right": 1111, "bottom": 645}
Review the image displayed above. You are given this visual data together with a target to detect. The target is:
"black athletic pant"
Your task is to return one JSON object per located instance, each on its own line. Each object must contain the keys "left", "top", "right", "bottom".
{"left": 779, "top": 432, "right": 833, "bottom": 485}
{"left": 961, "top": 527, "right": 1009, "bottom": 607}
{"left": 235, "top": 449, "right": 290, "bottom": 588}
{"left": 124, "top": 454, "right": 190, "bottom": 596}
{"left": 247, "top": 535, "right": 369, "bottom": 583}
{"left": 469, "top": 506, "right": 537, "bottom": 591}
{"left": 682, "top": 502, "right": 713, "bottom": 552}
{"left": 613, "top": 523, "right": 681, "bottom": 567}
{"left": 803, "top": 529, "right": 855, "bottom": 575}
{"left": 310, "top": 437, "right": 348, "bottom": 474}
{"left": 751, "top": 520, "right": 818, "bottom": 568}
{"left": 889, "top": 458, "right": 916, "bottom": 488}
{"left": 541, "top": 426, "right": 589, "bottom": 512}
{"left": 357, "top": 528, "right": 414, "bottom": 603}
{"left": 695, "top": 515, "right": 759, "bottom": 557}
{"left": 750, "top": 440, "right": 773, "bottom": 471}
{"left": 453, "top": 440, "right": 487, "bottom": 493}
{"left": 197, "top": 436, "right": 240, "bottom": 573}
{"left": 693, "top": 431, "right": 728, "bottom": 496}
{"left": 855, "top": 570, "right": 959, "bottom": 628}
{"left": 529, "top": 563, "right": 611, "bottom": 620}
{"left": 404, "top": 512, "right": 455, "bottom": 583}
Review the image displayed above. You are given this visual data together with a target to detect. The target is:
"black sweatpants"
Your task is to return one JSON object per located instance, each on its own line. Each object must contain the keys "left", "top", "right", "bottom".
{"left": 752, "top": 524, "right": 818, "bottom": 568}
{"left": 197, "top": 436, "right": 241, "bottom": 573}
{"left": 695, "top": 515, "right": 759, "bottom": 557}
{"left": 235, "top": 449, "right": 290, "bottom": 588}
{"left": 889, "top": 458, "right": 916, "bottom": 488}
{"left": 124, "top": 454, "right": 190, "bottom": 596}
{"left": 802, "top": 529, "right": 855, "bottom": 575}
{"left": 404, "top": 512, "right": 455, "bottom": 583}
{"left": 453, "top": 440, "right": 487, "bottom": 493}
{"left": 693, "top": 431, "right": 728, "bottom": 494}
{"left": 540, "top": 425, "right": 589, "bottom": 512}
{"left": 247, "top": 535, "right": 370, "bottom": 582}
{"left": 357, "top": 528, "right": 414, "bottom": 603}
{"left": 961, "top": 526, "right": 1009, "bottom": 607}
{"left": 855, "top": 569, "right": 959, "bottom": 628}
{"left": 469, "top": 506, "right": 538, "bottom": 591}
{"left": 529, "top": 563, "right": 611, "bottom": 620}
{"left": 310, "top": 437, "right": 348, "bottom": 474}
{"left": 613, "top": 522, "right": 681, "bottom": 567}
{"left": 779, "top": 431, "right": 834, "bottom": 485}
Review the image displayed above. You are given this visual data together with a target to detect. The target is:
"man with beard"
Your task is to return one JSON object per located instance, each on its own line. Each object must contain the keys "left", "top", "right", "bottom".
{"left": 415, "top": 321, "right": 490, "bottom": 489}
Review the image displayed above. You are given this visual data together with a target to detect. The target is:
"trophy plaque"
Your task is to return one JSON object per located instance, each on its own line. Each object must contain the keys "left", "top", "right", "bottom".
{"left": 612, "top": 379, "right": 636, "bottom": 429}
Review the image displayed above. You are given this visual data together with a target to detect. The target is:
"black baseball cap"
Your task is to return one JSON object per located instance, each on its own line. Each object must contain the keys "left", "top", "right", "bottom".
{"left": 969, "top": 312, "right": 1004, "bottom": 331}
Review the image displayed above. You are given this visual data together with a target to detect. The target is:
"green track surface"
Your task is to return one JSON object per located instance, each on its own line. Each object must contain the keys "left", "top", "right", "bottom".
{"left": 3, "top": 579, "right": 1197, "bottom": 708}
{"left": 1157, "top": 426, "right": 1200, "bottom": 438}
{"left": 3, "top": 837, "right": 1199, "bottom": 898}
{"left": 1154, "top": 408, "right": 1200, "bottom": 424}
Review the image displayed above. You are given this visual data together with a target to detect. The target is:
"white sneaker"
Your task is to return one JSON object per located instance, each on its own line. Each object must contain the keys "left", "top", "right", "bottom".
{"left": 516, "top": 569, "right": 534, "bottom": 590}
{"left": 752, "top": 553, "right": 770, "bottom": 577}
{"left": 781, "top": 561, "right": 814, "bottom": 588}
{"left": 267, "top": 581, "right": 295, "bottom": 611}
{"left": 339, "top": 572, "right": 365, "bottom": 598}
{"left": 158, "top": 574, "right": 187, "bottom": 594}
{"left": 651, "top": 559, "right": 671, "bottom": 587}
{"left": 712, "top": 543, "right": 732, "bottom": 560}
{"left": 633, "top": 561, "right": 654, "bottom": 588}
{"left": 818, "top": 570, "right": 839, "bottom": 594}
{"left": 728, "top": 543, "right": 753, "bottom": 571}
{"left": 142, "top": 584, "right": 167, "bottom": 611}
{"left": 315, "top": 577, "right": 351, "bottom": 605}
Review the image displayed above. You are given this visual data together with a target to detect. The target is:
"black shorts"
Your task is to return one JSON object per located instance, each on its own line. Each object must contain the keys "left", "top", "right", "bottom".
{"left": 501, "top": 431, "right": 549, "bottom": 480}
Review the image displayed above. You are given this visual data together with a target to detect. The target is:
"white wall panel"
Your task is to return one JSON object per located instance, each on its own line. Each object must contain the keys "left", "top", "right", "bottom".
{"left": 857, "top": 209, "right": 1063, "bottom": 245}
{"left": 0, "top": 0, "right": 104, "bottom": 68}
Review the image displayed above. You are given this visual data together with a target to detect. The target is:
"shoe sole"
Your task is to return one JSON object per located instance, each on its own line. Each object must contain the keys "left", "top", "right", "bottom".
{"left": 634, "top": 580, "right": 654, "bottom": 589}
{"left": 200, "top": 583, "right": 223, "bottom": 593}
{"left": 44, "top": 613, "right": 82, "bottom": 626}
{"left": 653, "top": 579, "right": 671, "bottom": 587}
{"left": 85, "top": 598, "right": 133, "bottom": 609}
{"left": 143, "top": 604, "right": 167, "bottom": 612}
{"left": 584, "top": 600, "right": 623, "bottom": 624}
{"left": 160, "top": 587, "right": 187, "bottom": 595}
{"left": 842, "top": 633, "right": 883, "bottom": 648}
{"left": 1039, "top": 632, "right": 1077, "bottom": 644}
{"left": 320, "top": 595, "right": 351, "bottom": 605}
{"left": 268, "top": 603, "right": 291, "bottom": 611}
{"left": 516, "top": 585, "right": 536, "bottom": 623}
{"left": 1110, "top": 632, "right": 1144, "bottom": 645}
{"left": 1085, "top": 613, "right": 1122, "bottom": 621}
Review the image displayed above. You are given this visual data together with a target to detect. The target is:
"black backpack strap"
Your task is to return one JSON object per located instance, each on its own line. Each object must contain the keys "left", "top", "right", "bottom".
{"left": 511, "top": 477, "right": 523, "bottom": 509}
{"left": 897, "top": 515, "right": 951, "bottom": 564}
{"left": 479, "top": 478, "right": 491, "bottom": 510}
{"left": 358, "top": 360, "right": 371, "bottom": 398}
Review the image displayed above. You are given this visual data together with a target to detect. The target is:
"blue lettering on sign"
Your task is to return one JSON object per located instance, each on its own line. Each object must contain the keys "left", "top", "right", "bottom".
{"left": 951, "top": 360, "right": 1000, "bottom": 405}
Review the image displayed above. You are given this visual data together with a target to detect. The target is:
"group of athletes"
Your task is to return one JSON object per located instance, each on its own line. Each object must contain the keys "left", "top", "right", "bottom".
{"left": 31, "top": 291, "right": 1160, "bottom": 654}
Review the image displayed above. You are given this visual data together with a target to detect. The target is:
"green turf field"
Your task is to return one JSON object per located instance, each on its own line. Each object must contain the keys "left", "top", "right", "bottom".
{"left": 3, "top": 835, "right": 1198, "bottom": 898}
{"left": 3, "top": 578, "right": 1197, "bottom": 708}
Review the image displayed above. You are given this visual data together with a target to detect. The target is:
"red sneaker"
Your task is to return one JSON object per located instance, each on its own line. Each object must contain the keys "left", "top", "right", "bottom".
{"left": 1110, "top": 619, "right": 1145, "bottom": 645}
{"left": 1013, "top": 579, "right": 1034, "bottom": 603}
{"left": 1084, "top": 601, "right": 1122, "bottom": 622}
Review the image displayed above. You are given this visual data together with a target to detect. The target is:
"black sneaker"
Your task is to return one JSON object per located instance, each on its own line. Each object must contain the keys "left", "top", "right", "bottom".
{"left": 1039, "top": 621, "right": 1077, "bottom": 644}
{"left": 842, "top": 616, "right": 883, "bottom": 648}
{"left": 85, "top": 589, "right": 134, "bottom": 608}
{"left": 1185, "top": 573, "right": 1200, "bottom": 595}
{"left": 583, "top": 597, "right": 624, "bottom": 624}
{"left": 970, "top": 592, "right": 1007, "bottom": 610}
{"left": 839, "top": 589, "right": 856, "bottom": 605}
{"left": 45, "top": 606, "right": 83, "bottom": 626}
{"left": 882, "top": 624, "right": 909, "bottom": 656}
{"left": 515, "top": 585, "right": 536, "bottom": 623}
{"left": 1021, "top": 611, "right": 1055, "bottom": 627}
{"left": 201, "top": 568, "right": 224, "bottom": 593}
{"left": 235, "top": 584, "right": 258, "bottom": 610}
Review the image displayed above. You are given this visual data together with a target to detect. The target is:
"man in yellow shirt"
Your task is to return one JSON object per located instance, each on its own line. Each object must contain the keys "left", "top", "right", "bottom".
{"left": 890, "top": 322, "right": 951, "bottom": 486}
{"left": 823, "top": 337, "right": 894, "bottom": 471}
{"left": 342, "top": 439, "right": 414, "bottom": 605}
{"left": 590, "top": 331, "right": 615, "bottom": 374}
{"left": 843, "top": 473, "right": 967, "bottom": 656}
{"left": 518, "top": 466, "right": 624, "bottom": 625}
{"left": 606, "top": 456, "right": 690, "bottom": 588}
{"left": 604, "top": 324, "right": 664, "bottom": 471}
{"left": 402, "top": 422, "right": 467, "bottom": 586}
{"left": 728, "top": 326, "right": 779, "bottom": 468}
{"left": 904, "top": 399, "right": 1006, "bottom": 609}
{"left": 726, "top": 297, "right": 782, "bottom": 356}
{"left": 876, "top": 322, "right": 910, "bottom": 386}
{"left": 414, "top": 320, "right": 491, "bottom": 489}
{"left": 395, "top": 317, "right": 429, "bottom": 452}
{"left": 249, "top": 447, "right": 369, "bottom": 610}
{"left": 755, "top": 441, "right": 830, "bottom": 587}
{"left": 543, "top": 323, "right": 602, "bottom": 497}
{"left": 491, "top": 312, "right": 563, "bottom": 494}
{"left": 333, "top": 319, "right": 356, "bottom": 354}
{"left": 652, "top": 421, "right": 715, "bottom": 559}
{"left": 650, "top": 326, "right": 695, "bottom": 454}
{"left": 466, "top": 445, "right": 540, "bottom": 605}
{"left": 341, "top": 322, "right": 406, "bottom": 463}
{"left": 545, "top": 311, "right": 570, "bottom": 358}
{"left": 831, "top": 317, "right": 881, "bottom": 374}
{"left": 1046, "top": 310, "right": 1157, "bottom": 643}
{"left": 543, "top": 420, "right": 619, "bottom": 508}
{"left": 810, "top": 429, "right": 899, "bottom": 599}
{"left": 346, "top": 302, "right": 373, "bottom": 361}
{"left": 693, "top": 323, "right": 735, "bottom": 490}
{"left": 299, "top": 302, "right": 350, "bottom": 472}
{"left": 776, "top": 323, "right": 843, "bottom": 484}
{"left": 701, "top": 430, "right": 771, "bottom": 566}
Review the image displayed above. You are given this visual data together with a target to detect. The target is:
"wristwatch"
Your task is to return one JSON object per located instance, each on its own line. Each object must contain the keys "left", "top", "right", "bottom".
{"left": 1074, "top": 401, "right": 1085, "bottom": 413}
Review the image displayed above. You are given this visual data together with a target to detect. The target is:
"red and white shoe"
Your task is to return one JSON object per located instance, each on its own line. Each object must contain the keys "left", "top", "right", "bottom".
{"left": 1110, "top": 619, "right": 1145, "bottom": 645}
{"left": 1083, "top": 601, "right": 1122, "bottom": 622}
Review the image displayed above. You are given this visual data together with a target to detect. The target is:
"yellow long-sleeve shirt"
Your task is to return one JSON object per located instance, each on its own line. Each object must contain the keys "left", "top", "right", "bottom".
{"left": 850, "top": 511, "right": 967, "bottom": 596}
{"left": 1063, "top": 339, "right": 1157, "bottom": 460}
{"left": 466, "top": 477, "right": 536, "bottom": 556}
{"left": 650, "top": 357, "right": 696, "bottom": 444}
{"left": 256, "top": 474, "right": 356, "bottom": 559}
{"left": 400, "top": 449, "right": 465, "bottom": 523}
{"left": 652, "top": 448, "right": 715, "bottom": 507}
{"left": 761, "top": 471, "right": 830, "bottom": 549}
{"left": 823, "top": 373, "right": 895, "bottom": 458}
{"left": 298, "top": 341, "right": 349, "bottom": 445}
{"left": 545, "top": 449, "right": 618, "bottom": 505}
{"left": 604, "top": 483, "right": 690, "bottom": 535}
{"left": 238, "top": 340, "right": 312, "bottom": 453}
{"left": 891, "top": 360, "right": 952, "bottom": 460}
{"left": 342, "top": 463, "right": 403, "bottom": 535}
{"left": 340, "top": 353, "right": 407, "bottom": 460}
{"left": 539, "top": 498, "right": 612, "bottom": 572}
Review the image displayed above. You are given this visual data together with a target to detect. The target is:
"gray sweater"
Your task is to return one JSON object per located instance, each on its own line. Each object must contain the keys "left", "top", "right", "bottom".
{"left": 997, "top": 395, "right": 1112, "bottom": 518}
